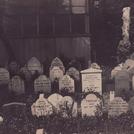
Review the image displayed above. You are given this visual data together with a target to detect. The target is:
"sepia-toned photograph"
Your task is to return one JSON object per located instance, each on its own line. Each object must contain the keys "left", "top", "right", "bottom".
{"left": 0, "top": 0, "right": 134, "bottom": 134}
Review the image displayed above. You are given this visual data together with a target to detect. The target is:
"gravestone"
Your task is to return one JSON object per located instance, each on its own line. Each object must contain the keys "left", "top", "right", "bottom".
{"left": 47, "top": 93, "right": 63, "bottom": 112}
{"left": 115, "top": 70, "right": 130, "bottom": 96}
{"left": 81, "top": 94, "right": 102, "bottom": 117}
{"left": 34, "top": 75, "right": 51, "bottom": 93}
{"left": 108, "top": 97, "right": 128, "bottom": 117}
{"left": 59, "top": 75, "right": 75, "bottom": 93}
{"left": 8, "top": 75, "right": 25, "bottom": 95}
{"left": 66, "top": 67, "right": 80, "bottom": 81}
{"left": 50, "top": 57, "right": 65, "bottom": 73}
{"left": 27, "top": 57, "right": 43, "bottom": 75}
{"left": 0, "top": 68, "right": 10, "bottom": 85}
{"left": 81, "top": 67, "right": 102, "bottom": 94}
{"left": 31, "top": 94, "right": 53, "bottom": 117}
{"left": 49, "top": 66, "right": 64, "bottom": 82}
{"left": 59, "top": 96, "right": 77, "bottom": 117}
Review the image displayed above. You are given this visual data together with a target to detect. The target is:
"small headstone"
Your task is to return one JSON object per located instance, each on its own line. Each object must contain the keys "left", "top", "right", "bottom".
{"left": 27, "top": 57, "right": 43, "bottom": 75}
{"left": 8, "top": 75, "right": 25, "bottom": 95}
{"left": 48, "top": 93, "right": 63, "bottom": 112}
{"left": 81, "top": 94, "right": 102, "bottom": 117}
{"left": 50, "top": 57, "right": 65, "bottom": 73}
{"left": 81, "top": 67, "right": 102, "bottom": 94}
{"left": 0, "top": 68, "right": 9, "bottom": 85}
{"left": 108, "top": 97, "right": 128, "bottom": 117}
{"left": 66, "top": 67, "right": 80, "bottom": 81}
{"left": 115, "top": 70, "right": 130, "bottom": 96}
{"left": 49, "top": 66, "right": 64, "bottom": 82}
{"left": 34, "top": 75, "right": 51, "bottom": 93}
{"left": 31, "top": 94, "right": 53, "bottom": 117}
{"left": 59, "top": 75, "right": 75, "bottom": 93}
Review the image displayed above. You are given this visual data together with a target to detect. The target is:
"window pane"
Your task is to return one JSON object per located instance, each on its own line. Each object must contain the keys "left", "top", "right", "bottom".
{"left": 71, "top": 15, "right": 85, "bottom": 34}
{"left": 23, "top": 15, "right": 37, "bottom": 36}
{"left": 3, "top": 15, "right": 21, "bottom": 36}
{"left": 55, "top": 15, "right": 70, "bottom": 34}
{"left": 71, "top": 0, "right": 86, "bottom": 6}
{"left": 72, "top": 7, "right": 86, "bottom": 14}
{"left": 39, "top": 15, "right": 53, "bottom": 35}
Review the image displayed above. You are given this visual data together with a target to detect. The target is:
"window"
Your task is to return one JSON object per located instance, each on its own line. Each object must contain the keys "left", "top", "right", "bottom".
{"left": 55, "top": 15, "right": 70, "bottom": 34}
{"left": 39, "top": 15, "right": 53, "bottom": 35}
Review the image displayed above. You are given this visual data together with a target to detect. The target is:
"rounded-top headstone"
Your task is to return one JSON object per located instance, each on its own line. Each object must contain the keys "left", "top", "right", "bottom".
{"left": 27, "top": 57, "right": 43, "bottom": 75}
{"left": 49, "top": 66, "right": 64, "bottom": 82}
{"left": 50, "top": 57, "right": 65, "bottom": 73}
{"left": 59, "top": 75, "right": 75, "bottom": 93}
{"left": 66, "top": 67, "right": 80, "bottom": 81}
{"left": 48, "top": 93, "right": 63, "bottom": 112}
{"left": 34, "top": 75, "right": 51, "bottom": 93}
{"left": 0, "top": 68, "right": 10, "bottom": 85}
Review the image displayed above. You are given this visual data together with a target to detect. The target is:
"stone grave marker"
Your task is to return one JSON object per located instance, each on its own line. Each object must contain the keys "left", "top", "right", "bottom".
{"left": 50, "top": 57, "right": 65, "bottom": 73}
{"left": 8, "top": 75, "right": 25, "bottom": 95}
{"left": 48, "top": 93, "right": 63, "bottom": 112}
{"left": 31, "top": 94, "right": 53, "bottom": 117}
{"left": 0, "top": 68, "right": 10, "bottom": 85}
{"left": 59, "top": 96, "right": 77, "bottom": 117}
{"left": 49, "top": 66, "right": 64, "bottom": 82}
{"left": 81, "top": 94, "right": 102, "bottom": 117}
{"left": 59, "top": 75, "right": 75, "bottom": 93}
{"left": 27, "top": 57, "right": 43, "bottom": 75}
{"left": 108, "top": 97, "right": 128, "bottom": 117}
{"left": 66, "top": 67, "right": 80, "bottom": 81}
{"left": 81, "top": 67, "right": 102, "bottom": 94}
{"left": 36, "top": 129, "right": 45, "bottom": 134}
{"left": 34, "top": 75, "right": 51, "bottom": 93}
{"left": 115, "top": 70, "right": 130, "bottom": 96}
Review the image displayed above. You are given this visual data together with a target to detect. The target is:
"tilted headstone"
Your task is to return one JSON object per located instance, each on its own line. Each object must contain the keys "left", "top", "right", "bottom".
{"left": 31, "top": 94, "right": 53, "bottom": 117}
{"left": 8, "top": 75, "right": 25, "bottom": 95}
{"left": 66, "top": 67, "right": 80, "bottom": 81}
{"left": 59, "top": 96, "right": 77, "bottom": 117}
{"left": 108, "top": 97, "right": 128, "bottom": 117}
{"left": 34, "top": 75, "right": 51, "bottom": 93}
{"left": 49, "top": 66, "right": 64, "bottom": 82}
{"left": 47, "top": 93, "right": 63, "bottom": 112}
{"left": 59, "top": 75, "right": 75, "bottom": 93}
{"left": 27, "top": 57, "right": 43, "bottom": 75}
{"left": 0, "top": 68, "right": 10, "bottom": 85}
{"left": 81, "top": 67, "right": 102, "bottom": 94}
{"left": 115, "top": 70, "right": 130, "bottom": 96}
{"left": 128, "top": 96, "right": 134, "bottom": 113}
{"left": 50, "top": 57, "right": 65, "bottom": 73}
{"left": 81, "top": 94, "right": 102, "bottom": 117}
